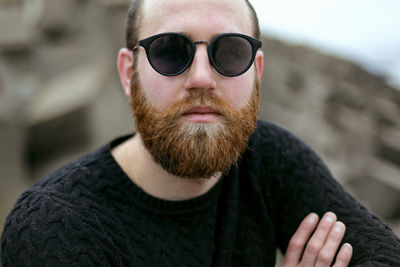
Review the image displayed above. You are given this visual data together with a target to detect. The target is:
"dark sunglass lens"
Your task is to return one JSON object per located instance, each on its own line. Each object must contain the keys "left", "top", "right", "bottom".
{"left": 149, "top": 35, "right": 192, "bottom": 75}
{"left": 212, "top": 35, "right": 253, "bottom": 76}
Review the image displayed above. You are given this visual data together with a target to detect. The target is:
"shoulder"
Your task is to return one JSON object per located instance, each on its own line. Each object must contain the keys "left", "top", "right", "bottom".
{"left": 242, "top": 120, "right": 333, "bottom": 196}
{"left": 1, "top": 145, "right": 116, "bottom": 265}
{"left": 1, "top": 190, "right": 89, "bottom": 265}
{"left": 3, "top": 142, "right": 114, "bottom": 225}
{"left": 27, "top": 144, "right": 108, "bottom": 202}
{"left": 250, "top": 120, "right": 314, "bottom": 154}
{"left": 248, "top": 120, "right": 325, "bottom": 168}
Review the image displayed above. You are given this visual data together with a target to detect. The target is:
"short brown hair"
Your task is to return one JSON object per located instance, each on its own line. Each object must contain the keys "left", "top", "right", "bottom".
{"left": 125, "top": 0, "right": 260, "bottom": 51}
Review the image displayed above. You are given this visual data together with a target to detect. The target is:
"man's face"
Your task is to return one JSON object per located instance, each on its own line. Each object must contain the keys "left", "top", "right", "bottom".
{"left": 130, "top": 0, "right": 262, "bottom": 178}
{"left": 137, "top": 0, "right": 257, "bottom": 112}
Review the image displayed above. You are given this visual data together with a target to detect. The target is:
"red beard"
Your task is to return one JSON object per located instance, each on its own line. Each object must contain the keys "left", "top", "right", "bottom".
{"left": 130, "top": 70, "right": 260, "bottom": 178}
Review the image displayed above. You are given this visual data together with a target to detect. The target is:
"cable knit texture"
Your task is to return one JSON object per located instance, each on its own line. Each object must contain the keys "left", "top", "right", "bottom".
{"left": 2, "top": 120, "right": 400, "bottom": 266}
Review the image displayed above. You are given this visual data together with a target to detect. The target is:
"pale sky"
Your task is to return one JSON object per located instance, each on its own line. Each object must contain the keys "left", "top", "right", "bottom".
{"left": 250, "top": 0, "right": 400, "bottom": 88}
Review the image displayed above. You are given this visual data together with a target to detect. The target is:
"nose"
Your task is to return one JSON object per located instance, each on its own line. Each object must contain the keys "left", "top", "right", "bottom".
{"left": 183, "top": 45, "right": 217, "bottom": 92}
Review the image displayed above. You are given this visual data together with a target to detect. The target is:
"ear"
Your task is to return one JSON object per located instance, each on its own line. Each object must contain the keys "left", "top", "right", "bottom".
{"left": 254, "top": 50, "right": 264, "bottom": 82}
{"left": 117, "top": 48, "right": 134, "bottom": 96}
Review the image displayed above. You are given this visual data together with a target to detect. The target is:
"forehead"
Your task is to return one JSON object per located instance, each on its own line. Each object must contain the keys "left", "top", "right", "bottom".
{"left": 140, "top": 0, "right": 253, "bottom": 38}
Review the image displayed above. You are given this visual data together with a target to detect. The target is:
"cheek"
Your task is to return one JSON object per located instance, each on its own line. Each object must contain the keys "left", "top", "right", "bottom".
{"left": 221, "top": 74, "right": 254, "bottom": 110}
{"left": 137, "top": 56, "right": 184, "bottom": 111}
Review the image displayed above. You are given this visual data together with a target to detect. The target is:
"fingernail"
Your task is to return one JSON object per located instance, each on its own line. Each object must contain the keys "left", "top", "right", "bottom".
{"left": 333, "top": 222, "right": 344, "bottom": 232}
{"left": 325, "top": 212, "right": 336, "bottom": 223}
{"left": 307, "top": 213, "right": 318, "bottom": 223}
{"left": 343, "top": 243, "right": 352, "bottom": 253}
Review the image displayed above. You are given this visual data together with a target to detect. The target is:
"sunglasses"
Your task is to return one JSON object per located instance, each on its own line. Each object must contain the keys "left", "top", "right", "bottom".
{"left": 134, "top": 32, "right": 262, "bottom": 77}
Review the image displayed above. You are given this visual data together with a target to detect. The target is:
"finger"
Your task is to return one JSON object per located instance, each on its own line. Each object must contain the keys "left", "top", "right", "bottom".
{"left": 282, "top": 213, "right": 319, "bottom": 266}
{"left": 333, "top": 243, "right": 353, "bottom": 267}
{"left": 301, "top": 212, "right": 337, "bottom": 266}
{"left": 315, "top": 221, "right": 346, "bottom": 267}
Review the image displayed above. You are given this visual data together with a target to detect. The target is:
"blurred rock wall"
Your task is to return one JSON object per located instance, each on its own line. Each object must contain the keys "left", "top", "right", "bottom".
{"left": 1, "top": 0, "right": 399, "bottom": 238}
{"left": 0, "top": 0, "right": 133, "bottom": 233}
{"left": 260, "top": 37, "right": 400, "bottom": 225}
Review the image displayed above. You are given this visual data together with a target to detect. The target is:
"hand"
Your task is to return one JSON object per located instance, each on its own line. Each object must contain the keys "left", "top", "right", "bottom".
{"left": 282, "top": 212, "right": 353, "bottom": 267}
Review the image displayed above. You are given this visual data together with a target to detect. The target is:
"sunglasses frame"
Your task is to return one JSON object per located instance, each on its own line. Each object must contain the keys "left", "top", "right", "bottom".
{"left": 134, "top": 32, "right": 262, "bottom": 77}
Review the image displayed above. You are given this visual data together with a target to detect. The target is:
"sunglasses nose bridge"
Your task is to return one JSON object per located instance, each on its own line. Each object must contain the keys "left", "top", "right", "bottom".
{"left": 193, "top": 40, "right": 210, "bottom": 55}
{"left": 191, "top": 40, "right": 214, "bottom": 67}
{"left": 193, "top": 40, "right": 209, "bottom": 46}
{"left": 184, "top": 41, "right": 217, "bottom": 90}
{"left": 190, "top": 40, "right": 212, "bottom": 66}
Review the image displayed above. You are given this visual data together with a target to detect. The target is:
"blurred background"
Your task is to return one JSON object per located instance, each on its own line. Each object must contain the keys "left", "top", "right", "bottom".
{"left": 1, "top": 0, "right": 399, "bottom": 251}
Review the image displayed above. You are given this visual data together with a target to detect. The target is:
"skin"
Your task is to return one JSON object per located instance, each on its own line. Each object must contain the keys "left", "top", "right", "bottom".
{"left": 115, "top": 0, "right": 263, "bottom": 200}
{"left": 123, "top": 0, "right": 261, "bottom": 111}
{"left": 284, "top": 212, "right": 353, "bottom": 267}
{"left": 115, "top": 0, "right": 353, "bottom": 265}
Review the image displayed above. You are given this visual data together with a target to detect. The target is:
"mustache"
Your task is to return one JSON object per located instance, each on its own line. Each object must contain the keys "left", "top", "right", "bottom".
{"left": 159, "top": 91, "right": 232, "bottom": 120}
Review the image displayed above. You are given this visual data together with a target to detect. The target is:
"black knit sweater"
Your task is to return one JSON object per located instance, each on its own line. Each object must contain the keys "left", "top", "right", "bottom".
{"left": 2, "top": 120, "right": 400, "bottom": 266}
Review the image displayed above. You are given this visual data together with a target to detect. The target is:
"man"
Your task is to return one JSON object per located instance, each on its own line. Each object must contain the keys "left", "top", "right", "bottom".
{"left": 1, "top": 0, "right": 400, "bottom": 266}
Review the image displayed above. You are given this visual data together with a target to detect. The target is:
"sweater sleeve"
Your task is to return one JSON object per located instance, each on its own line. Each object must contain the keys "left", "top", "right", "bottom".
{"left": 255, "top": 123, "right": 400, "bottom": 266}
{"left": 1, "top": 190, "right": 121, "bottom": 267}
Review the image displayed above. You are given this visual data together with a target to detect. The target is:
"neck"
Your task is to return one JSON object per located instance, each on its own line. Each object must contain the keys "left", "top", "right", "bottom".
{"left": 111, "top": 134, "right": 221, "bottom": 201}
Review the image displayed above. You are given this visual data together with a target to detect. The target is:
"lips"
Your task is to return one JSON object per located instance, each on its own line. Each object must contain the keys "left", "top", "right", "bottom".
{"left": 184, "top": 106, "right": 220, "bottom": 114}
{"left": 182, "top": 106, "right": 222, "bottom": 123}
